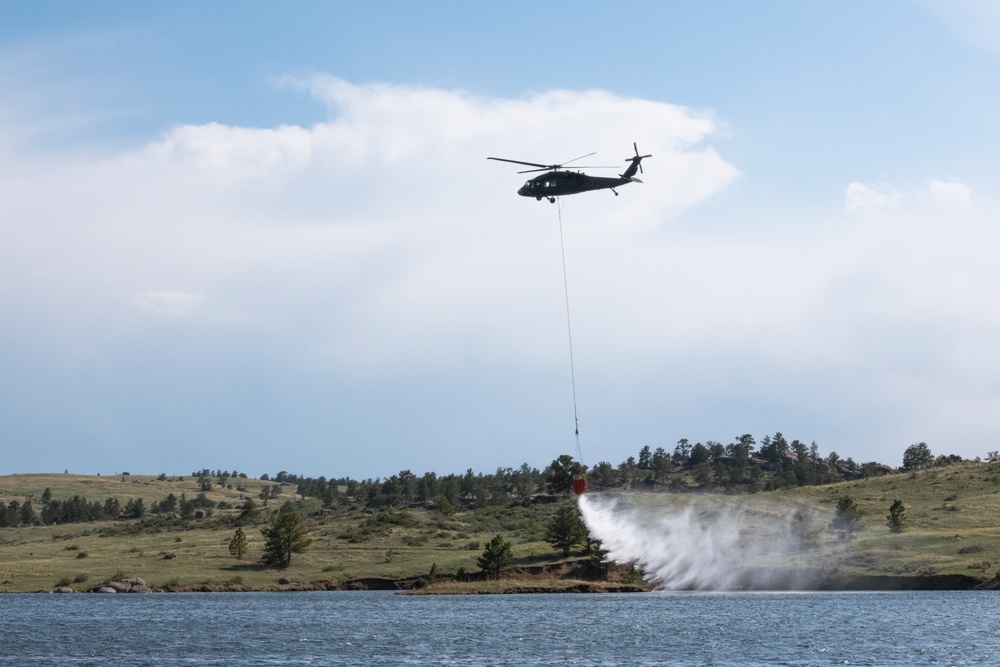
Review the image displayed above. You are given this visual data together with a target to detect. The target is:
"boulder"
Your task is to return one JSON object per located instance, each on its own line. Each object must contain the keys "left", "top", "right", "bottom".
{"left": 54, "top": 587, "right": 74, "bottom": 594}
{"left": 95, "top": 586, "right": 117, "bottom": 594}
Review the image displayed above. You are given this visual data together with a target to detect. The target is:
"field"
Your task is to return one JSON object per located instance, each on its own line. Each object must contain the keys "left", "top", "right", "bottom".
{"left": 2, "top": 463, "right": 1000, "bottom": 593}
{"left": 0, "top": 473, "right": 565, "bottom": 592}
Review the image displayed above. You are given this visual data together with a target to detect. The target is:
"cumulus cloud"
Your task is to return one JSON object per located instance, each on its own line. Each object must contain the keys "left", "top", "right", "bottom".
{"left": 4, "top": 75, "right": 1000, "bottom": 476}
{"left": 846, "top": 177, "right": 973, "bottom": 216}
{"left": 0, "top": 78, "right": 746, "bottom": 473}
{"left": 3, "top": 78, "right": 738, "bottom": 357}
{"left": 844, "top": 181, "right": 902, "bottom": 215}
{"left": 928, "top": 178, "right": 972, "bottom": 206}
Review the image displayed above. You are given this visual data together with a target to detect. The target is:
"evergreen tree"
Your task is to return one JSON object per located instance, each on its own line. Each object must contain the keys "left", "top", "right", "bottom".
{"left": 104, "top": 497, "right": 122, "bottom": 518}
{"left": 477, "top": 534, "right": 513, "bottom": 580}
{"left": 123, "top": 497, "right": 145, "bottom": 519}
{"left": 237, "top": 498, "right": 260, "bottom": 525}
{"left": 178, "top": 493, "right": 195, "bottom": 520}
{"left": 637, "top": 445, "right": 652, "bottom": 470}
{"left": 545, "top": 504, "right": 588, "bottom": 557}
{"left": 789, "top": 505, "right": 818, "bottom": 549}
{"left": 229, "top": 527, "right": 249, "bottom": 559}
{"left": 543, "top": 455, "right": 585, "bottom": 495}
{"left": 158, "top": 493, "right": 176, "bottom": 514}
{"left": 18, "top": 499, "right": 37, "bottom": 525}
{"left": 261, "top": 512, "right": 312, "bottom": 569}
{"left": 886, "top": 499, "right": 906, "bottom": 533}
{"left": 828, "top": 497, "right": 865, "bottom": 540}
{"left": 902, "top": 442, "right": 934, "bottom": 470}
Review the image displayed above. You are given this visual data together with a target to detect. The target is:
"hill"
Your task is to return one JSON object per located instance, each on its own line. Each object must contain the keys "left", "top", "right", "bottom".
{"left": 2, "top": 463, "right": 1000, "bottom": 593}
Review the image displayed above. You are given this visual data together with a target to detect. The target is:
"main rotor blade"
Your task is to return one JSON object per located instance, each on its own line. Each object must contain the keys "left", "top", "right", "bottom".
{"left": 487, "top": 157, "right": 553, "bottom": 169}
{"left": 558, "top": 165, "right": 616, "bottom": 169}
{"left": 515, "top": 165, "right": 616, "bottom": 174}
{"left": 561, "top": 152, "right": 596, "bottom": 166}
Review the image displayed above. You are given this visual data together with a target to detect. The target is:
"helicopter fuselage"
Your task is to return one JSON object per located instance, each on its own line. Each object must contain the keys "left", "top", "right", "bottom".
{"left": 517, "top": 171, "right": 633, "bottom": 200}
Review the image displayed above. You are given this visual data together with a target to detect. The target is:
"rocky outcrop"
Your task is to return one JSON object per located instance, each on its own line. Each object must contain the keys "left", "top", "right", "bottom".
{"left": 89, "top": 577, "right": 152, "bottom": 593}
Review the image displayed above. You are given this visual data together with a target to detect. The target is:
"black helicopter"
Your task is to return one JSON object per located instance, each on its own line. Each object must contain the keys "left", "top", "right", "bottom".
{"left": 489, "top": 142, "right": 651, "bottom": 202}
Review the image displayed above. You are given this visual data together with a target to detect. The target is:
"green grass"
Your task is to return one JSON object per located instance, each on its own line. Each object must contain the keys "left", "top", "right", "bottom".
{"left": 0, "top": 474, "right": 564, "bottom": 592}
{"left": 3, "top": 463, "right": 1000, "bottom": 592}
{"left": 0, "top": 472, "right": 281, "bottom": 509}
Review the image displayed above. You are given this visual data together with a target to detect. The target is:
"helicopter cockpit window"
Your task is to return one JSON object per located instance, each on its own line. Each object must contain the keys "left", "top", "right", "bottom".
{"left": 523, "top": 181, "right": 533, "bottom": 189}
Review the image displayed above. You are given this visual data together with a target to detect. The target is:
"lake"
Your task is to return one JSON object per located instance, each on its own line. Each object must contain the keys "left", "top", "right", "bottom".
{"left": 1, "top": 590, "right": 997, "bottom": 665}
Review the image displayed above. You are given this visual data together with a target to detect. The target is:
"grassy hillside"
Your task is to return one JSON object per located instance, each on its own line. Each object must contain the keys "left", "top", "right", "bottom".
{"left": 2, "top": 463, "right": 1000, "bottom": 593}
{"left": 0, "top": 473, "right": 566, "bottom": 592}
{"left": 769, "top": 461, "right": 1000, "bottom": 579}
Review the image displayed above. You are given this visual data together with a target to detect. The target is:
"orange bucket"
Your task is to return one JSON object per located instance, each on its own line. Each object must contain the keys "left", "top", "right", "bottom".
{"left": 572, "top": 477, "right": 588, "bottom": 495}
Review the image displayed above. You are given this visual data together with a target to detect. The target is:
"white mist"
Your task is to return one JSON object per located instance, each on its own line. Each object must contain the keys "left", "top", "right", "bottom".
{"left": 579, "top": 492, "right": 814, "bottom": 590}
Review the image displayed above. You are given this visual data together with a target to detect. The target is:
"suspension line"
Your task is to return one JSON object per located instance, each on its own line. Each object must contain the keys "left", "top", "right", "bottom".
{"left": 556, "top": 198, "right": 584, "bottom": 464}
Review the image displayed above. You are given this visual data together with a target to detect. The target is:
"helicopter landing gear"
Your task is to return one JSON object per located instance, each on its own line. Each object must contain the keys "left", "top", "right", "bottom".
{"left": 548, "top": 197, "right": 556, "bottom": 203}
{"left": 610, "top": 188, "right": 619, "bottom": 196}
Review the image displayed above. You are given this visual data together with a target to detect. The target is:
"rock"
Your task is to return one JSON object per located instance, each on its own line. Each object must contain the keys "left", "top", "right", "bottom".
{"left": 862, "top": 462, "right": 894, "bottom": 476}
{"left": 278, "top": 577, "right": 291, "bottom": 585}
{"left": 95, "top": 586, "right": 117, "bottom": 593}
{"left": 54, "top": 587, "right": 74, "bottom": 594}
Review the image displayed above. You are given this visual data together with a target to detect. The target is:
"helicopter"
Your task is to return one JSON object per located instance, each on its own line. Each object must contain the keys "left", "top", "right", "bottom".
{"left": 489, "top": 142, "right": 651, "bottom": 202}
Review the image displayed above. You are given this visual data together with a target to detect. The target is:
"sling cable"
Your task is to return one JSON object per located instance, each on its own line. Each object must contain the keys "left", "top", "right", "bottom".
{"left": 556, "top": 198, "right": 588, "bottom": 495}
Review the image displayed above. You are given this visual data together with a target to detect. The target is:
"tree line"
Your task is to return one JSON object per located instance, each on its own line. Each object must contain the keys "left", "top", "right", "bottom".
{"left": 0, "top": 435, "right": 970, "bottom": 530}
{"left": 285, "top": 432, "right": 964, "bottom": 512}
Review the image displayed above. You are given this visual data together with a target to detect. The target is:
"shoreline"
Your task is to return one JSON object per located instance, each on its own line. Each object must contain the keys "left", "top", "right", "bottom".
{"left": 31, "top": 569, "right": 997, "bottom": 594}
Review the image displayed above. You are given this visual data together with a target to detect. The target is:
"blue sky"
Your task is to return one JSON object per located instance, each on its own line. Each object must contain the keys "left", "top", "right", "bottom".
{"left": 2, "top": 1, "right": 999, "bottom": 478}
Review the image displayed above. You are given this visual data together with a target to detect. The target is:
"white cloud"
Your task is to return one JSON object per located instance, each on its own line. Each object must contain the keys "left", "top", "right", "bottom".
{"left": 928, "top": 178, "right": 972, "bottom": 206}
{"left": 845, "top": 177, "right": 974, "bottom": 218}
{"left": 5, "top": 76, "right": 1000, "bottom": 475}
{"left": 128, "top": 290, "right": 205, "bottom": 318}
{"left": 1, "top": 79, "right": 738, "bottom": 378}
{"left": 844, "top": 181, "right": 902, "bottom": 216}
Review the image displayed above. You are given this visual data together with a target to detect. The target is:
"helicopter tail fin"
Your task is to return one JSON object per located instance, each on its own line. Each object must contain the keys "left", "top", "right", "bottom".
{"left": 621, "top": 142, "right": 652, "bottom": 180}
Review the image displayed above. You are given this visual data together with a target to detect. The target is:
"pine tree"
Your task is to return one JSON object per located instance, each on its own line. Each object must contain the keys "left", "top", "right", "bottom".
{"left": 229, "top": 527, "right": 249, "bottom": 559}
{"left": 476, "top": 535, "right": 513, "bottom": 580}
{"left": 886, "top": 499, "right": 906, "bottom": 534}
{"left": 261, "top": 512, "right": 312, "bottom": 569}
{"left": 545, "top": 504, "right": 588, "bottom": 557}
{"left": 828, "top": 497, "right": 865, "bottom": 540}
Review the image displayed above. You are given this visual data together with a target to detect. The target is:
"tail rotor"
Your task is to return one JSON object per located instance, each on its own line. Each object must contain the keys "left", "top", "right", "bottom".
{"left": 621, "top": 142, "right": 652, "bottom": 181}
{"left": 627, "top": 142, "right": 652, "bottom": 175}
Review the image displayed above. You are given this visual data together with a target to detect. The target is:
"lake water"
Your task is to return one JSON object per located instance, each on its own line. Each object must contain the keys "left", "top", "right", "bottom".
{"left": 1, "top": 590, "right": 997, "bottom": 665}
